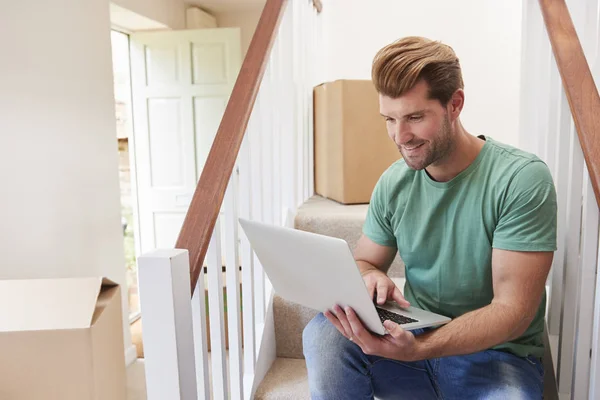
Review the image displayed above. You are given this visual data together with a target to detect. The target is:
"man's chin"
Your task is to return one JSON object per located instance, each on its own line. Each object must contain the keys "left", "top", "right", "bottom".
{"left": 402, "top": 157, "right": 428, "bottom": 171}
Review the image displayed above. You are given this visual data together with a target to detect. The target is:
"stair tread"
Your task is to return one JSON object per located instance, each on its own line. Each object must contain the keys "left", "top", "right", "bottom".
{"left": 254, "top": 358, "right": 309, "bottom": 400}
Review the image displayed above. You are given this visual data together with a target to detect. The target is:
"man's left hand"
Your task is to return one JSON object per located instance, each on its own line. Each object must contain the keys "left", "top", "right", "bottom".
{"left": 324, "top": 305, "right": 421, "bottom": 362}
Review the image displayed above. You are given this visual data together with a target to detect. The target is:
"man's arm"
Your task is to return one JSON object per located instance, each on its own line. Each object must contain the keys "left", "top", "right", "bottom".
{"left": 336, "top": 248, "right": 552, "bottom": 361}
{"left": 412, "top": 248, "right": 552, "bottom": 359}
{"left": 354, "top": 234, "right": 396, "bottom": 274}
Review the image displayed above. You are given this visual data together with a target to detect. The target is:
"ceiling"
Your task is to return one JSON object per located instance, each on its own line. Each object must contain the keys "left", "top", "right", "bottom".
{"left": 186, "top": 0, "right": 266, "bottom": 14}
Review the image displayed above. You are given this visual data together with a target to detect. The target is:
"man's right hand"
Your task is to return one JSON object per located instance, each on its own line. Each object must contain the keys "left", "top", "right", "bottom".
{"left": 353, "top": 234, "right": 410, "bottom": 308}
{"left": 361, "top": 268, "right": 410, "bottom": 308}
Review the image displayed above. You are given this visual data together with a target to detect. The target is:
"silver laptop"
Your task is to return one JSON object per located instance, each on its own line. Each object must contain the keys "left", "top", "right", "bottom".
{"left": 238, "top": 218, "right": 450, "bottom": 335}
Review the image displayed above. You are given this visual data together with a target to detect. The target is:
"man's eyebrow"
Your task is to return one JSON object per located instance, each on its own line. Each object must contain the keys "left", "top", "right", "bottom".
{"left": 380, "top": 109, "right": 429, "bottom": 119}
{"left": 401, "top": 109, "right": 427, "bottom": 118}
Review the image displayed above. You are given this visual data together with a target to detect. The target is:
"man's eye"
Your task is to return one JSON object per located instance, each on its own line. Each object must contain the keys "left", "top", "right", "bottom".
{"left": 408, "top": 115, "right": 423, "bottom": 122}
{"left": 385, "top": 117, "right": 395, "bottom": 123}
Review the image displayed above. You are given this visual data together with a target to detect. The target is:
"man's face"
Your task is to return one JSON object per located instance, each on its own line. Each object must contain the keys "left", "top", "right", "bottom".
{"left": 379, "top": 80, "right": 454, "bottom": 170}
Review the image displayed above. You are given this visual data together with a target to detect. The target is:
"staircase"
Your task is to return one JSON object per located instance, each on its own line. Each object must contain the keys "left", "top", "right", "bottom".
{"left": 254, "top": 196, "right": 405, "bottom": 399}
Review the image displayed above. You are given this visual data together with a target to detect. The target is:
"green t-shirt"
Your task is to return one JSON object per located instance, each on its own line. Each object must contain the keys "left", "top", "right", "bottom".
{"left": 363, "top": 136, "right": 557, "bottom": 358}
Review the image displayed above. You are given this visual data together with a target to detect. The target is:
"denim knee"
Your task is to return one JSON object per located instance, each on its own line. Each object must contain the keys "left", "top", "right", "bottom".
{"left": 303, "top": 312, "right": 370, "bottom": 395}
{"left": 303, "top": 313, "right": 349, "bottom": 359}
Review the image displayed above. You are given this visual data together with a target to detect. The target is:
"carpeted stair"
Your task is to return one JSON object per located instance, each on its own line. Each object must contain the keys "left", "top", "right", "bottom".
{"left": 254, "top": 196, "right": 405, "bottom": 399}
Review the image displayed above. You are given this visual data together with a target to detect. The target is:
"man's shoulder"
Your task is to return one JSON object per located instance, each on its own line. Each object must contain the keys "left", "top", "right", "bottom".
{"left": 484, "top": 137, "right": 546, "bottom": 168}
{"left": 483, "top": 137, "right": 553, "bottom": 185}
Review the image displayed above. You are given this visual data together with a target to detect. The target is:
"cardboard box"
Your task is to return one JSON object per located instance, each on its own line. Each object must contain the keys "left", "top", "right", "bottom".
{"left": 314, "top": 79, "right": 401, "bottom": 204}
{"left": 0, "top": 277, "right": 127, "bottom": 400}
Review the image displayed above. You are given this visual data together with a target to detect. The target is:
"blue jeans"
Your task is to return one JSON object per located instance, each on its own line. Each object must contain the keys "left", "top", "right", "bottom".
{"left": 303, "top": 313, "right": 544, "bottom": 399}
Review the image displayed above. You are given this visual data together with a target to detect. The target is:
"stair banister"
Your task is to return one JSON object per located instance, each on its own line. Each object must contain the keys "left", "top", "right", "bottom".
{"left": 174, "top": 0, "right": 290, "bottom": 295}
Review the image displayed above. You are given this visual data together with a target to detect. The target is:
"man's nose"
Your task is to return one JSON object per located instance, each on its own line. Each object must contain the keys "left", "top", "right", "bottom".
{"left": 392, "top": 123, "right": 413, "bottom": 147}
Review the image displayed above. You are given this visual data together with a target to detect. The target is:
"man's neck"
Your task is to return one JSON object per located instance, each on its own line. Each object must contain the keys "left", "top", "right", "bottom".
{"left": 425, "top": 122, "right": 485, "bottom": 182}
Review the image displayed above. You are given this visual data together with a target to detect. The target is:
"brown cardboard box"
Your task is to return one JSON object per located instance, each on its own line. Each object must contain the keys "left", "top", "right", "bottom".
{"left": 314, "top": 79, "right": 401, "bottom": 204}
{"left": 0, "top": 277, "right": 127, "bottom": 400}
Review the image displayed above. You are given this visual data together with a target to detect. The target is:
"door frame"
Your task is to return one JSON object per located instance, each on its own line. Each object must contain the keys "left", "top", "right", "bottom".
{"left": 112, "top": 26, "right": 143, "bottom": 323}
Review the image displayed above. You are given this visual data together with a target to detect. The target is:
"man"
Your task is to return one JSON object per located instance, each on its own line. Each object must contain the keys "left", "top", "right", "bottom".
{"left": 302, "top": 36, "right": 557, "bottom": 399}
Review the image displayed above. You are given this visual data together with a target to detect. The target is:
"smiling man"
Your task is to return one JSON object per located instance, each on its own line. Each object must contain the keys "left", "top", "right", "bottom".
{"left": 302, "top": 37, "right": 557, "bottom": 399}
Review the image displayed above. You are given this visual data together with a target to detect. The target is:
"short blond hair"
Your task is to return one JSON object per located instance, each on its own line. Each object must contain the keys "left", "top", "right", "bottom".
{"left": 372, "top": 36, "right": 464, "bottom": 105}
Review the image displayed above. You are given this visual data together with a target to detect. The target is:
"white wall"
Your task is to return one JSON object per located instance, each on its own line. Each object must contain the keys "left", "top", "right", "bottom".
{"left": 113, "top": 0, "right": 185, "bottom": 29}
{"left": 216, "top": 9, "right": 263, "bottom": 57}
{"left": 320, "top": 0, "right": 523, "bottom": 147}
{"left": 0, "top": 0, "right": 147, "bottom": 357}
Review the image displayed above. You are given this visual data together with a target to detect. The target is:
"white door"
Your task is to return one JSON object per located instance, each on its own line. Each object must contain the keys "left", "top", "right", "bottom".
{"left": 130, "top": 28, "right": 241, "bottom": 254}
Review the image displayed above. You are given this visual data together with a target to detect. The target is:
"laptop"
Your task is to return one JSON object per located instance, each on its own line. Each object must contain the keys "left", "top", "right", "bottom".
{"left": 238, "top": 218, "right": 451, "bottom": 335}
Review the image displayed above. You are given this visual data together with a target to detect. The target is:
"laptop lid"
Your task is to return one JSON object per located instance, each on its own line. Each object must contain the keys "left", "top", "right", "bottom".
{"left": 239, "top": 217, "right": 387, "bottom": 334}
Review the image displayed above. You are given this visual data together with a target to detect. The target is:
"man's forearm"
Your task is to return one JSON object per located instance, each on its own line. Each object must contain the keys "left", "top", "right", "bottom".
{"left": 356, "top": 260, "right": 382, "bottom": 274}
{"left": 413, "top": 301, "right": 533, "bottom": 360}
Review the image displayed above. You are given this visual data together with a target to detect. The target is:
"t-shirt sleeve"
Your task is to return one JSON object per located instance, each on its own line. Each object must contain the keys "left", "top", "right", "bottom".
{"left": 493, "top": 161, "right": 558, "bottom": 252}
{"left": 363, "top": 174, "right": 397, "bottom": 248}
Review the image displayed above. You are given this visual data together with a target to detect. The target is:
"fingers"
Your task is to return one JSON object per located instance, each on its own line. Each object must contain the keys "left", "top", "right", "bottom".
{"left": 391, "top": 286, "right": 410, "bottom": 308}
{"left": 324, "top": 310, "right": 348, "bottom": 338}
{"left": 332, "top": 305, "right": 354, "bottom": 338}
{"left": 376, "top": 279, "right": 388, "bottom": 305}
{"left": 383, "top": 320, "right": 404, "bottom": 338}
{"left": 344, "top": 307, "right": 371, "bottom": 351}
{"left": 326, "top": 305, "right": 358, "bottom": 344}
{"left": 382, "top": 320, "right": 416, "bottom": 355}
{"left": 367, "top": 281, "right": 376, "bottom": 303}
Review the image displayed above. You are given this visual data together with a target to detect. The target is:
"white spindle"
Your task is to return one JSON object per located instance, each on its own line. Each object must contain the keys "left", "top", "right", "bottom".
{"left": 557, "top": 126, "right": 585, "bottom": 394}
{"left": 292, "top": 0, "right": 303, "bottom": 209}
{"left": 582, "top": 0, "right": 600, "bottom": 64}
{"left": 300, "top": 0, "right": 310, "bottom": 201}
{"left": 590, "top": 231, "right": 600, "bottom": 400}
{"left": 518, "top": 0, "right": 544, "bottom": 155}
{"left": 280, "top": 5, "right": 296, "bottom": 212}
{"left": 238, "top": 131, "right": 256, "bottom": 400}
{"left": 248, "top": 89, "right": 268, "bottom": 326}
{"left": 545, "top": 59, "right": 560, "bottom": 180}
{"left": 549, "top": 90, "right": 573, "bottom": 336}
{"left": 249, "top": 85, "right": 266, "bottom": 326}
{"left": 138, "top": 249, "right": 198, "bottom": 400}
{"left": 260, "top": 65, "right": 274, "bottom": 227}
{"left": 206, "top": 220, "right": 229, "bottom": 399}
{"left": 573, "top": 172, "right": 600, "bottom": 399}
{"left": 537, "top": 43, "right": 552, "bottom": 163}
{"left": 192, "top": 259, "right": 210, "bottom": 400}
{"left": 307, "top": 1, "right": 316, "bottom": 200}
{"left": 271, "top": 28, "right": 282, "bottom": 227}
{"left": 224, "top": 177, "right": 244, "bottom": 400}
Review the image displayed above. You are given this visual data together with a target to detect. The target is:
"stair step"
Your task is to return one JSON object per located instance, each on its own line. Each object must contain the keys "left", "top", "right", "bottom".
{"left": 273, "top": 295, "right": 318, "bottom": 359}
{"left": 254, "top": 358, "right": 309, "bottom": 400}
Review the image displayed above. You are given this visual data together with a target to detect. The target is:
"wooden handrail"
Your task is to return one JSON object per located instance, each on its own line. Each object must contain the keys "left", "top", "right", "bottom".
{"left": 539, "top": 0, "right": 600, "bottom": 207}
{"left": 175, "top": 0, "right": 289, "bottom": 294}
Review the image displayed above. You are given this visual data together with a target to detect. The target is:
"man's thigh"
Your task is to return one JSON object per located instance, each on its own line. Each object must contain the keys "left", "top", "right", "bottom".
{"left": 370, "top": 357, "right": 440, "bottom": 400}
{"left": 435, "top": 350, "right": 544, "bottom": 400}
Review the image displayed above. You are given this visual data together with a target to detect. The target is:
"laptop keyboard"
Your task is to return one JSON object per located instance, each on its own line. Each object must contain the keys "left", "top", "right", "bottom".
{"left": 376, "top": 307, "right": 419, "bottom": 325}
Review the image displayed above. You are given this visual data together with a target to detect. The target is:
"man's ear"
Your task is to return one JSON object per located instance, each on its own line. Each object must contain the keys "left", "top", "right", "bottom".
{"left": 448, "top": 89, "right": 465, "bottom": 120}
